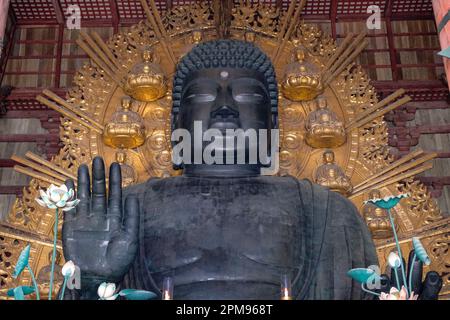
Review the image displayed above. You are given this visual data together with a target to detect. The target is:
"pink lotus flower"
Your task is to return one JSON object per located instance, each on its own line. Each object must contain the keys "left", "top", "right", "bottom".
{"left": 379, "top": 286, "right": 418, "bottom": 300}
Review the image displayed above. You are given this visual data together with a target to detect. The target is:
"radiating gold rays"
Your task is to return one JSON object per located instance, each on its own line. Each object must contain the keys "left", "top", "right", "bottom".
{"left": 346, "top": 89, "right": 411, "bottom": 131}
{"left": 140, "top": 0, "right": 177, "bottom": 67}
{"left": 0, "top": 222, "right": 62, "bottom": 250}
{"left": 36, "top": 89, "right": 104, "bottom": 134}
{"left": 350, "top": 149, "right": 436, "bottom": 199}
{"left": 273, "top": 0, "right": 307, "bottom": 65}
{"left": 76, "top": 31, "right": 124, "bottom": 86}
{"left": 322, "top": 32, "right": 368, "bottom": 86}
{"left": 12, "top": 152, "right": 77, "bottom": 187}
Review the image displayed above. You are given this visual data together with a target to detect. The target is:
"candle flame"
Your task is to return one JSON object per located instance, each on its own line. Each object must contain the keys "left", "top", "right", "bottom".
{"left": 163, "top": 290, "right": 171, "bottom": 300}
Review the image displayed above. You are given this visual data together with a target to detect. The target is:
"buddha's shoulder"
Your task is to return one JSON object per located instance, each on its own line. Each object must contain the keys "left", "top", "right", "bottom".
{"left": 273, "top": 176, "right": 364, "bottom": 227}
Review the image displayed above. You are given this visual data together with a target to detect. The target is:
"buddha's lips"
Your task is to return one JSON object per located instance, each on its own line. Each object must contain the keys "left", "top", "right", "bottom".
{"left": 208, "top": 119, "right": 240, "bottom": 130}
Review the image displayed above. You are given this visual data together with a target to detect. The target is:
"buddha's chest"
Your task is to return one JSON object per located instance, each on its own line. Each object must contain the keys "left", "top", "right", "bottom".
{"left": 142, "top": 177, "right": 304, "bottom": 277}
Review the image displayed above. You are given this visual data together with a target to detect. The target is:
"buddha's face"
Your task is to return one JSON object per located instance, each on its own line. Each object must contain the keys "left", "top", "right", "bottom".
{"left": 174, "top": 67, "right": 273, "bottom": 164}
{"left": 323, "top": 151, "right": 335, "bottom": 164}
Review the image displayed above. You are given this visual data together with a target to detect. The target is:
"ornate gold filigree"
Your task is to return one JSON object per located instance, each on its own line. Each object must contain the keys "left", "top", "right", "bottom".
{"left": 1, "top": 2, "right": 447, "bottom": 299}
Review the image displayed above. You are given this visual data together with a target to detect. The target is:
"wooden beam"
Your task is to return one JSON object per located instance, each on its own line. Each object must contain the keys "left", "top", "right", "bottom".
{"left": 109, "top": 0, "right": 120, "bottom": 32}
{"left": 0, "top": 134, "right": 59, "bottom": 143}
{"left": 330, "top": 0, "right": 337, "bottom": 40}
{"left": 0, "top": 186, "right": 25, "bottom": 195}
{"left": 54, "top": 24, "right": 64, "bottom": 88}
{"left": 0, "top": 159, "right": 17, "bottom": 167}
{"left": 51, "top": 0, "right": 64, "bottom": 25}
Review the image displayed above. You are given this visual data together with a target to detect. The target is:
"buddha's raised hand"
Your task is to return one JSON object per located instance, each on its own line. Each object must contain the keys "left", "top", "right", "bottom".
{"left": 62, "top": 157, "right": 139, "bottom": 299}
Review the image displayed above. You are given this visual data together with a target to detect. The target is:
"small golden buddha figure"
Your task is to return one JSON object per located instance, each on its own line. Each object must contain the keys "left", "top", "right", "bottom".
{"left": 362, "top": 189, "right": 395, "bottom": 239}
{"left": 305, "top": 96, "right": 346, "bottom": 148}
{"left": 244, "top": 31, "right": 256, "bottom": 43}
{"left": 315, "top": 150, "right": 353, "bottom": 196}
{"left": 191, "top": 30, "right": 203, "bottom": 45}
{"left": 116, "top": 150, "right": 137, "bottom": 188}
{"left": 179, "top": 30, "right": 204, "bottom": 60}
{"left": 281, "top": 47, "right": 323, "bottom": 101}
{"left": 125, "top": 49, "right": 167, "bottom": 102}
{"left": 103, "top": 97, "right": 146, "bottom": 149}
{"left": 35, "top": 251, "right": 64, "bottom": 300}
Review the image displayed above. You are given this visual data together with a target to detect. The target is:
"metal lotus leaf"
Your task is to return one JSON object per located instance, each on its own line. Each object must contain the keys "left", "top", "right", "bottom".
{"left": 347, "top": 268, "right": 380, "bottom": 284}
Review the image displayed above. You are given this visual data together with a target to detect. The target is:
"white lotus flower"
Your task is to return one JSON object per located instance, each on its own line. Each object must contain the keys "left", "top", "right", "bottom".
{"left": 379, "top": 286, "right": 418, "bottom": 300}
{"left": 61, "top": 260, "right": 76, "bottom": 278}
{"left": 35, "top": 184, "right": 80, "bottom": 211}
{"left": 98, "top": 282, "right": 117, "bottom": 300}
{"left": 388, "top": 251, "right": 402, "bottom": 268}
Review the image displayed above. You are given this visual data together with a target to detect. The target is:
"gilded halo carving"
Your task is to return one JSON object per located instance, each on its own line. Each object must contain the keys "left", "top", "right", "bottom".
{"left": 0, "top": 2, "right": 448, "bottom": 299}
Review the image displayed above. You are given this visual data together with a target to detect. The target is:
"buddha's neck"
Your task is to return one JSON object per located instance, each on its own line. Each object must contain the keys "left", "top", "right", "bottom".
{"left": 183, "top": 164, "right": 261, "bottom": 178}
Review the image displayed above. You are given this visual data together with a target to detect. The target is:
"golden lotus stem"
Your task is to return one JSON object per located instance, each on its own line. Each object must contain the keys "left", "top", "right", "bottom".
{"left": 346, "top": 95, "right": 412, "bottom": 131}
{"left": 12, "top": 155, "right": 68, "bottom": 183}
{"left": 324, "top": 33, "right": 354, "bottom": 70}
{"left": 352, "top": 153, "right": 437, "bottom": 194}
{"left": 0, "top": 222, "right": 63, "bottom": 250}
{"left": 349, "top": 162, "right": 434, "bottom": 199}
{"left": 25, "top": 151, "right": 77, "bottom": 181}
{"left": 42, "top": 89, "right": 104, "bottom": 131}
{"left": 14, "top": 165, "right": 65, "bottom": 186}
{"left": 324, "top": 38, "right": 368, "bottom": 85}
{"left": 345, "top": 89, "right": 406, "bottom": 129}
{"left": 354, "top": 149, "right": 424, "bottom": 190}
{"left": 91, "top": 31, "right": 122, "bottom": 71}
{"left": 76, "top": 38, "right": 123, "bottom": 86}
{"left": 36, "top": 95, "right": 103, "bottom": 134}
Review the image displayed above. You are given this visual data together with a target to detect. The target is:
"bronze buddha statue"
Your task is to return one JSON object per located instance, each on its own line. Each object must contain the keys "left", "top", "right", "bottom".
{"left": 62, "top": 40, "right": 379, "bottom": 300}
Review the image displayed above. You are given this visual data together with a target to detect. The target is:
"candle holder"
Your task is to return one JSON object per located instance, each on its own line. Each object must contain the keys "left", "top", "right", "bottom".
{"left": 162, "top": 277, "right": 173, "bottom": 300}
{"left": 280, "top": 274, "right": 293, "bottom": 300}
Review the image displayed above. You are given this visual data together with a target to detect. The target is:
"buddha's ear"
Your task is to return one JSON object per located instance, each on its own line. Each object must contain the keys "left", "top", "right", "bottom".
{"left": 271, "top": 112, "right": 278, "bottom": 129}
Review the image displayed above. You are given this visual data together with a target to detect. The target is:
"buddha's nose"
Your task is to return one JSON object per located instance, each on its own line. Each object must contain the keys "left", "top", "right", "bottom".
{"left": 210, "top": 105, "right": 239, "bottom": 120}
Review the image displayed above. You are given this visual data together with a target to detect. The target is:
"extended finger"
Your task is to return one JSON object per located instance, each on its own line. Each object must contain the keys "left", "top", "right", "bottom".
{"left": 407, "top": 250, "right": 423, "bottom": 295}
{"left": 420, "top": 271, "right": 442, "bottom": 300}
{"left": 108, "top": 162, "right": 122, "bottom": 231}
{"left": 77, "top": 164, "right": 90, "bottom": 217}
{"left": 123, "top": 195, "right": 139, "bottom": 236}
{"left": 91, "top": 156, "right": 107, "bottom": 215}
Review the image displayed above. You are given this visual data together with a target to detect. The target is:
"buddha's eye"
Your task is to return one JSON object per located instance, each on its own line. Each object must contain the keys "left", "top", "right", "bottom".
{"left": 233, "top": 93, "right": 264, "bottom": 103}
{"left": 184, "top": 93, "right": 216, "bottom": 103}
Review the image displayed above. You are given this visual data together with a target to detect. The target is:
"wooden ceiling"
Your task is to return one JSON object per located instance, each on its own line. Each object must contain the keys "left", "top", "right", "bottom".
{"left": 8, "top": 0, "right": 435, "bottom": 26}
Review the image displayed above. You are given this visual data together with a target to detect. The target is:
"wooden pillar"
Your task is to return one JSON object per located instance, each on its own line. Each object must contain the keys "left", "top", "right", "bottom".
{"left": 433, "top": 0, "right": 450, "bottom": 90}
{"left": 0, "top": 0, "right": 10, "bottom": 59}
